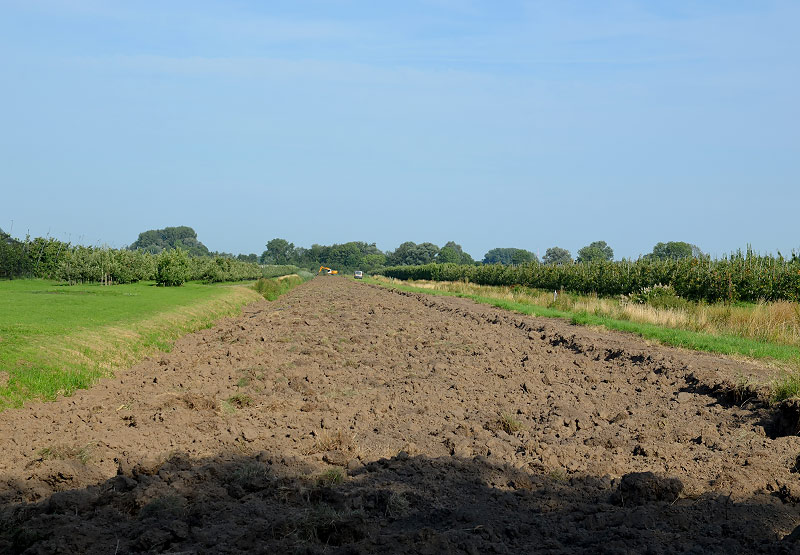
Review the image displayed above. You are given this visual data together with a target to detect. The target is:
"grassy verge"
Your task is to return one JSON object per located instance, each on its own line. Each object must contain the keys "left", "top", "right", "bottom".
{"left": 0, "top": 279, "right": 264, "bottom": 409}
{"left": 384, "top": 279, "right": 800, "bottom": 346}
{"left": 253, "top": 273, "right": 313, "bottom": 301}
{"left": 365, "top": 276, "right": 800, "bottom": 398}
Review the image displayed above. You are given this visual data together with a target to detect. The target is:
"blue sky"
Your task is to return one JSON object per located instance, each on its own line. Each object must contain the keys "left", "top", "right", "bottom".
{"left": 1, "top": 0, "right": 798, "bottom": 260}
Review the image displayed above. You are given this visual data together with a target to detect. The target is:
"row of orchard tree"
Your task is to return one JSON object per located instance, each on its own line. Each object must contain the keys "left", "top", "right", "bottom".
{"left": 381, "top": 248, "right": 800, "bottom": 303}
{"left": 0, "top": 229, "right": 262, "bottom": 286}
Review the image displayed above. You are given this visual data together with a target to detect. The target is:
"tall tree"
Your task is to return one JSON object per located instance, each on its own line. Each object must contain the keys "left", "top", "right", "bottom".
{"left": 542, "top": 247, "right": 572, "bottom": 265}
{"left": 264, "top": 238, "right": 295, "bottom": 265}
{"left": 328, "top": 243, "right": 363, "bottom": 268}
{"left": 129, "top": 226, "right": 209, "bottom": 257}
{"left": 483, "top": 248, "right": 537, "bottom": 265}
{"left": 387, "top": 242, "right": 440, "bottom": 266}
{"left": 646, "top": 241, "right": 700, "bottom": 260}
{"left": 439, "top": 241, "right": 475, "bottom": 264}
{"left": 437, "top": 246, "right": 461, "bottom": 264}
{"left": 361, "top": 253, "right": 387, "bottom": 271}
{"left": 576, "top": 241, "right": 614, "bottom": 263}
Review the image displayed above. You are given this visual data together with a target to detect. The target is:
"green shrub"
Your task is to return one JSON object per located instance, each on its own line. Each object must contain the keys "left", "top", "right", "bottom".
{"left": 628, "top": 284, "right": 692, "bottom": 311}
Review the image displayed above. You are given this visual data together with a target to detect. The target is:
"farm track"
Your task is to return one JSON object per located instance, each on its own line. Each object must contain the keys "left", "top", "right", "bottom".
{"left": 1, "top": 276, "right": 799, "bottom": 553}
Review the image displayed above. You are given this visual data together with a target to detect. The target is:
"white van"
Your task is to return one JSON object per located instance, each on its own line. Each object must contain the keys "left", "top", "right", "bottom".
{"left": 354, "top": 271, "right": 363, "bottom": 279}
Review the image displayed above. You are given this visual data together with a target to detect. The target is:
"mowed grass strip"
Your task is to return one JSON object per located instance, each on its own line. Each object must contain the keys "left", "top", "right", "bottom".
{"left": 0, "top": 280, "right": 264, "bottom": 409}
{"left": 365, "top": 276, "right": 800, "bottom": 396}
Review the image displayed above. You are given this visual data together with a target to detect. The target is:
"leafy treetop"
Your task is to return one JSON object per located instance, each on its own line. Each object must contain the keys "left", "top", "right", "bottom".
{"left": 542, "top": 247, "right": 572, "bottom": 265}
{"left": 387, "top": 242, "right": 440, "bottom": 266}
{"left": 263, "top": 238, "right": 295, "bottom": 265}
{"left": 483, "top": 248, "right": 538, "bottom": 265}
{"left": 576, "top": 241, "right": 614, "bottom": 263}
{"left": 438, "top": 241, "right": 475, "bottom": 265}
{"left": 129, "top": 226, "right": 209, "bottom": 257}
{"left": 645, "top": 241, "right": 702, "bottom": 260}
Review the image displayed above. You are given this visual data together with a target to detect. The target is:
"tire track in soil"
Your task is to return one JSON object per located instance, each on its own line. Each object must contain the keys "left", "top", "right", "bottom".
{"left": 1, "top": 277, "right": 799, "bottom": 553}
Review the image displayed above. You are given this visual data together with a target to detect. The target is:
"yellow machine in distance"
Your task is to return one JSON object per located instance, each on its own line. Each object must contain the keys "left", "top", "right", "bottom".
{"left": 318, "top": 266, "right": 338, "bottom": 275}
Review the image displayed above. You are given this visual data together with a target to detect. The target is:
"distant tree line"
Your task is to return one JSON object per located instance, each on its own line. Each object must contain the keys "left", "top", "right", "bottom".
{"left": 3, "top": 223, "right": 717, "bottom": 282}
{"left": 254, "top": 237, "right": 618, "bottom": 270}
{"left": 7, "top": 223, "right": 790, "bottom": 300}
{"left": 255, "top": 237, "right": 692, "bottom": 270}
{"left": 0, "top": 224, "right": 727, "bottom": 285}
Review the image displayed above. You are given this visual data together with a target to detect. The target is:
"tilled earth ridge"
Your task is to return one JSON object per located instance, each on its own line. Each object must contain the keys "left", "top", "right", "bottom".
{"left": 1, "top": 277, "right": 799, "bottom": 554}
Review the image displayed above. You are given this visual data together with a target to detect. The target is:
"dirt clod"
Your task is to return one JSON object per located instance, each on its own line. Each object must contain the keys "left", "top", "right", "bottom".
{"left": 611, "top": 471, "right": 683, "bottom": 505}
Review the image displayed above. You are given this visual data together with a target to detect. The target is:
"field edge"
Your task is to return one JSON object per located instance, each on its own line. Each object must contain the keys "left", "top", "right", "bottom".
{"left": 0, "top": 283, "right": 266, "bottom": 410}
{"left": 364, "top": 276, "right": 800, "bottom": 399}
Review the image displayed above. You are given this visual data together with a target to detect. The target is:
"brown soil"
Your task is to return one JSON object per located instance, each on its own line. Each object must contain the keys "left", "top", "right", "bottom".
{"left": 1, "top": 277, "right": 799, "bottom": 554}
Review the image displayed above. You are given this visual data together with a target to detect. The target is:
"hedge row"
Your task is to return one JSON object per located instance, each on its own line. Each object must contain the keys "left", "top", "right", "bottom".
{"left": 380, "top": 253, "right": 800, "bottom": 303}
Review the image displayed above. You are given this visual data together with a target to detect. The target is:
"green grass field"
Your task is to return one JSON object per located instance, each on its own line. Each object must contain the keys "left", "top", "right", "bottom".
{"left": 0, "top": 279, "right": 264, "bottom": 409}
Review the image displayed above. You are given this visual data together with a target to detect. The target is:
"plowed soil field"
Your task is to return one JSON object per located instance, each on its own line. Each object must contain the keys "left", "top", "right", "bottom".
{"left": 2, "top": 277, "right": 799, "bottom": 554}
